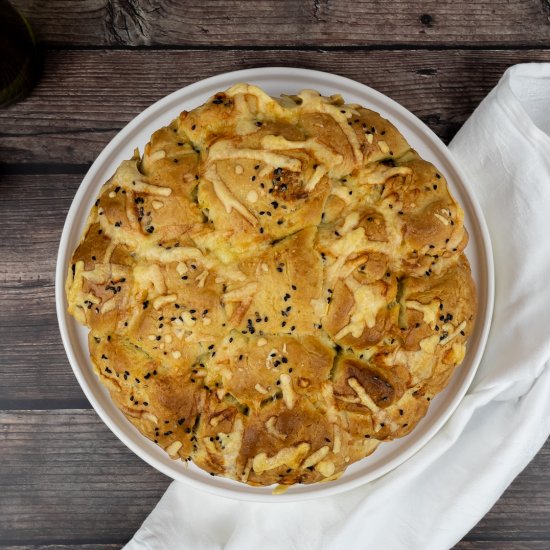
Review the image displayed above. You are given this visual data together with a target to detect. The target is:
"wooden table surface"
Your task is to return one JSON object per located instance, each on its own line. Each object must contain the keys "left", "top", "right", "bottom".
{"left": 1, "top": 1, "right": 549, "bottom": 548}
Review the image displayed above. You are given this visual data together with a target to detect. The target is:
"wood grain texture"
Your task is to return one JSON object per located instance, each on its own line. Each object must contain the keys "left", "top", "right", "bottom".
{"left": 11, "top": 0, "right": 550, "bottom": 47}
{"left": 2, "top": 48, "right": 550, "bottom": 167}
{"left": 0, "top": 410, "right": 170, "bottom": 545}
{"left": 0, "top": 410, "right": 548, "bottom": 546}
{"left": 2, "top": 547, "right": 120, "bottom": 550}
{"left": 0, "top": 174, "right": 86, "bottom": 404}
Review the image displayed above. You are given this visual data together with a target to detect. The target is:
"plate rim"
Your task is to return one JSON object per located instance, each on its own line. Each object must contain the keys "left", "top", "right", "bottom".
{"left": 55, "top": 66, "right": 494, "bottom": 502}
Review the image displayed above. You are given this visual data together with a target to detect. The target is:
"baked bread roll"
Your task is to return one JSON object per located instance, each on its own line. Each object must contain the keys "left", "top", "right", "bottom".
{"left": 66, "top": 84, "right": 476, "bottom": 488}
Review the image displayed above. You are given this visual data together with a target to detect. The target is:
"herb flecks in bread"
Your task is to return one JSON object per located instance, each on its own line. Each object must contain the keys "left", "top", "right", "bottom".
{"left": 66, "top": 84, "right": 476, "bottom": 487}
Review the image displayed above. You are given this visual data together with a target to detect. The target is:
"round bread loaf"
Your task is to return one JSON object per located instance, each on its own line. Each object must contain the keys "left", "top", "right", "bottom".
{"left": 66, "top": 84, "right": 476, "bottom": 488}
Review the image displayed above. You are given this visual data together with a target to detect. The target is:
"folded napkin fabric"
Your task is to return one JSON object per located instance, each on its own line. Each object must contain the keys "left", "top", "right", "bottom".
{"left": 124, "top": 64, "right": 550, "bottom": 550}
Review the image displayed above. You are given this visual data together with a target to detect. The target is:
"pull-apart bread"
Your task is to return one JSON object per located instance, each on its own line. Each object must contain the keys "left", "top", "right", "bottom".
{"left": 66, "top": 84, "right": 476, "bottom": 487}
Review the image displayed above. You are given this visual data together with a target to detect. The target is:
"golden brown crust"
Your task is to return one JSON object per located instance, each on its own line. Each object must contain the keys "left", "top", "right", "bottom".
{"left": 66, "top": 84, "right": 477, "bottom": 487}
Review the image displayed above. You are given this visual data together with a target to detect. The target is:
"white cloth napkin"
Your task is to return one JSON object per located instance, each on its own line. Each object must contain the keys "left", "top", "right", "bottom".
{"left": 124, "top": 64, "right": 550, "bottom": 550}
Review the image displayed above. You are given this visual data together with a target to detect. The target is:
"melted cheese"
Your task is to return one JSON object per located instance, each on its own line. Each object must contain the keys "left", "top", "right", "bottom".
{"left": 165, "top": 440, "right": 182, "bottom": 457}
{"left": 226, "top": 83, "right": 284, "bottom": 116}
{"left": 142, "top": 246, "right": 203, "bottom": 264}
{"left": 266, "top": 416, "right": 287, "bottom": 440}
{"left": 348, "top": 377, "right": 380, "bottom": 412}
{"left": 208, "top": 140, "right": 301, "bottom": 171}
{"left": 133, "top": 263, "right": 166, "bottom": 295}
{"left": 439, "top": 321, "right": 467, "bottom": 346}
{"left": 316, "top": 460, "right": 336, "bottom": 477}
{"left": 246, "top": 190, "right": 258, "bottom": 203}
{"left": 406, "top": 300, "right": 440, "bottom": 326}
{"left": 100, "top": 297, "right": 117, "bottom": 314}
{"left": 196, "top": 270, "right": 209, "bottom": 288}
{"left": 176, "top": 262, "right": 188, "bottom": 275}
{"left": 217, "top": 418, "right": 244, "bottom": 477}
{"left": 80, "top": 264, "right": 127, "bottom": 285}
{"left": 336, "top": 281, "right": 387, "bottom": 339}
{"left": 419, "top": 334, "right": 440, "bottom": 354}
{"left": 149, "top": 149, "right": 166, "bottom": 161}
{"left": 302, "top": 446, "right": 330, "bottom": 468}
{"left": 297, "top": 89, "right": 363, "bottom": 165}
{"left": 378, "top": 140, "right": 390, "bottom": 154}
{"left": 279, "top": 373, "right": 295, "bottom": 409}
{"left": 321, "top": 382, "right": 338, "bottom": 423}
{"left": 153, "top": 294, "right": 177, "bottom": 310}
{"left": 339, "top": 212, "right": 360, "bottom": 235}
{"left": 142, "top": 412, "right": 158, "bottom": 425}
{"left": 356, "top": 165, "right": 412, "bottom": 185}
{"left": 261, "top": 135, "right": 343, "bottom": 168}
{"left": 272, "top": 484, "right": 291, "bottom": 495}
{"left": 434, "top": 213, "right": 450, "bottom": 226}
{"left": 305, "top": 164, "right": 327, "bottom": 192}
{"left": 252, "top": 442, "right": 310, "bottom": 474}
{"left": 205, "top": 165, "right": 257, "bottom": 225}
{"left": 331, "top": 185, "right": 353, "bottom": 204}
{"left": 114, "top": 160, "right": 172, "bottom": 196}
{"left": 255, "top": 383, "right": 269, "bottom": 394}
{"left": 332, "top": 424, "right": 342, "bottom": 453}
{"left": 223, "top": 282, "right": 258, "bottom": 302}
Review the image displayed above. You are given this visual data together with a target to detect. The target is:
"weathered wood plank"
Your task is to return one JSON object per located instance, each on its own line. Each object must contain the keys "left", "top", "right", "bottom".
{"left": 0, "top": 174, "right": 86, "bottom": 404}
{"left": 10, "top": 0, "right": 550, "bottom": 47}
{"left": 3, "top": 546, "right": 121, "bottom": 550}
{"left": 2, "top": 48, "right": 550, "bottom": 166}
{"left": 0, "top": 410, "right": 170, "bottom": 545}
{"left": 455, "top": 543, "right": 550, "bottom": 549}
{"left": 0, "top": 410, "right": 548, "bottom": 545}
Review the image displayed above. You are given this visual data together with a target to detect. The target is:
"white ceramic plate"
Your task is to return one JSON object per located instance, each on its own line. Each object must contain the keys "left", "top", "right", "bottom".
{"left": 56, "top": 67, "right": 494, "bottom": 502}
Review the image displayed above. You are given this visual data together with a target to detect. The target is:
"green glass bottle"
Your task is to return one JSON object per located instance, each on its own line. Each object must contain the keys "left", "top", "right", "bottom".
{"left": 0, "top": 0, "right": 41, "bottom": 108}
